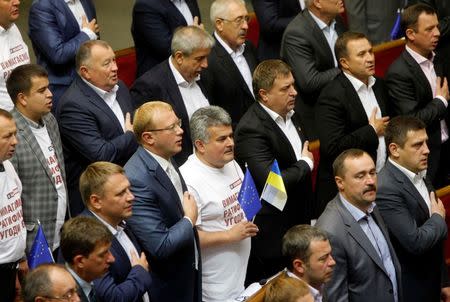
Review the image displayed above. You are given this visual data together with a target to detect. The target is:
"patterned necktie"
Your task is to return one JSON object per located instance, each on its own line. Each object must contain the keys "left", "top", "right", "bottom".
{"left": 88, "top": 288, "right": 97, "bottom": 302}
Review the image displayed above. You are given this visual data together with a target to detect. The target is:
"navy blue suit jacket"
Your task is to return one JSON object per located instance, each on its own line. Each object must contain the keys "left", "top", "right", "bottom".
{"left": 28, "top": 0, "right": 97, "bottom": 105}
{"left": 80, "top": 210, "right": 152, "bottom": 302}
{"left": 132, "top": 0, "right": 201, "bottom": 77}
{"left": 130, "top": 59, "right": 207, "bottom": 165}
{"left": 56, "top": 76, "right": 138, "bottom": 216}
{"left": 125, "top": 146, "right": 201, "bottom": 302}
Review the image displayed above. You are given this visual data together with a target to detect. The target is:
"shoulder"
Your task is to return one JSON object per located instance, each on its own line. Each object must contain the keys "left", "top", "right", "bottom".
{"left": 235, "top": 104, "right": 265, "bottom": 133}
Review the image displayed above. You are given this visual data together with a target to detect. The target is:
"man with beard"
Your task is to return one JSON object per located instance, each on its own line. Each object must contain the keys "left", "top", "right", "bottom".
{"left": 376, "top": 116, "right": 449, "bottom": 302}
{"left": 316, "top": 149, "right": 401, "bottom": 302}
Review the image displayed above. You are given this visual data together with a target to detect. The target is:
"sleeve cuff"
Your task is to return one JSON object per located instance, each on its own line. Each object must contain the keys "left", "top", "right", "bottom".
{"left": 300, "top": 157, "right": 314, "bottom": 171}
{"left": 81, "top": 28, "right": 98, "bottom": 40}
{"left": 436, "top": 95, "right": 448, "bottom": 107}
{"left": 184, "top": 216, "right": 193, "bottom": 226}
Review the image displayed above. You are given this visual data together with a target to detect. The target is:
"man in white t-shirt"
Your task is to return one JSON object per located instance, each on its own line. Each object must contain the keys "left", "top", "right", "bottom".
{"left": 0, "top": 0, "right": 30, "bottom": 111}
{"left": 8, "top": 64, "right": 68, "bottom": 253}
{"left": 180, "top": 105, "right": 259, "bottom": 302}
{"left": 0, "top": 109, "right": 27, "bottom": 302}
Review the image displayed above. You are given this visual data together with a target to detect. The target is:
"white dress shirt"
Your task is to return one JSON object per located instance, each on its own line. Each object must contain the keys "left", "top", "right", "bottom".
{"left": 214, "top": 32, "right": 254, "bottom": 97}
{"left": 343, "top": 72, "right": 386, "bottom": 171}
{"left": 286, "top": 270, "right": 323, "bottom": 302}
{"left": 64, "top": 0, "right": 97, "bottom": 40}
{"left": 170, "top": 0, "right": 194, "bottom": 25}
{"left": 168, "top": 57, "right": 209, "bottom": 119}
{"left": 309, "top": 11, "right": 338, "bottom": 67}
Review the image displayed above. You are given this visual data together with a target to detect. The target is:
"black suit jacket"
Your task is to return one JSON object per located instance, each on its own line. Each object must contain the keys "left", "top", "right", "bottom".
{"left": 315, "top": 73, "right": 389, "bottom": 215}
{"left": 281, "top": 9, "right": 346, "bottom": 140}
{"left": 385, "top": 50, "right": 449, "bottom": 184}
{"left": 235, "top": 102, "right": 313, "bottom": 266}
{"left": 130, "top": 59, "right": 208, "bottom": 166}
{"left": 56, "top": 76, "right": 138, "bottom": 215}
{"left": 132, "top": 0, "right": 201, "bottom": 77}
{"left": 251, "top": 0, "right": 302, "bottom": 60}
{"left": 376, "top": 160, "right": 448, "bottom": 302}
{"left": 200, "top": 37, "right": 258, "bottom": 126}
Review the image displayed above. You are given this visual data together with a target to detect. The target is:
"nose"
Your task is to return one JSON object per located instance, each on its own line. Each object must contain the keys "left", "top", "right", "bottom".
{"left": 328, "top": 255, "right": 336, "bottom": 267}
{"left": 127, "top": 189, "right": 135, "bottom": 202}
{"left": 11, "top": 134, "right": 18, "bottom": 146}
{"left": 242, "top": 19, "right": 249, "bottom": 30}
{"left": 111, "top": 60, "right": 118, "bottom": 72}
{"left": 108, "top": 252, "right": 115, "bottom": 263}
{"left": 200, "top": 57, "right": 208, "bottom": 69}
{"left": 228, "top": 136, "right": 235, "bottom": 147}
{"left": 423, "top": 142, "right": 430, "bottom": 155}
{"left": 46, "top": 88, "right": 53, "bottom": 98}
{"left": 290, "top": 85, "right": 297, "bottom": 97}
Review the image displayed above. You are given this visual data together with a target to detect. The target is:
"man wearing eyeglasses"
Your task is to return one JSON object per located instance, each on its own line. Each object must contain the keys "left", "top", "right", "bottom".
{"left": 56, "top": 40, "right": 138, "bottom": 216}
{"left": 201, "top": 0, "right": 258, "bottom": 126}
{"left": 22, "top": 264, "right": 81, "bottom": 302}
{"left": 124, "top": 101, "right": 201, "bottom": 302}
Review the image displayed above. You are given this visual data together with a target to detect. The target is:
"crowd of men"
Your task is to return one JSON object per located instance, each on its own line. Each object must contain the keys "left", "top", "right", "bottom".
{"left": 1, "top": 0, "right": 450, "bottom": 301}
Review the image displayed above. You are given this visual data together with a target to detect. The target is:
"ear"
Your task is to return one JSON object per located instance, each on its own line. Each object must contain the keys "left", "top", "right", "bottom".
{"left": 339, "top": 57, "right": 349, "bottom": 70}
{"left": 89, "top": 194, "right": 102, "bottom": 211}
{"left": 292, "top": 258, "right": 306, "bottom": 276}
{"left": 174, "top": 51, "right": 184, "bottom": 66}
{"left": 388, "top": 142, "right": 400, "bottom": 159}
{"left": 258, "top": 88, "right": 269, "bottom": 104}
{"left": 313, "top": 0, "right": 322, "bottom": 9}
{"left": 79, "top": 65, "right": 90, "bottom": 80}
{"left": 215, "top": 18, "right": 224, "bottom": 32}
{"left": 335, "top": 176, "right": 344, "bottom": 191}
{"left": 72, "top": 254, "right": 85, "bottom": 269}
{"left": 16, "top": 92, "right": 27, "bottom": 107}
{"left": 141, "top": 131, "right": 155, "bottom": 146}
{"left": 194, "top": 139, "right": 206, "bottom": 154}
{"left": 405, "top": 28, "right": 415, "bottom": 42}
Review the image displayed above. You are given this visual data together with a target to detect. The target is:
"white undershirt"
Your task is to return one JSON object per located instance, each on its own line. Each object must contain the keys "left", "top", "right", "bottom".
{"left": 170, "top": 0, "right": 194, "bottom": 25}
{"left": 169, "top": 57, "right": 209, "bottom": 120}
{"left": 64, "top": 0, "right": 97, "bottom": 40}
{"left": 343, "top": 72, "right": 386, "bottom": 172}
{"left": 214, "top": 32, "right": 254, "bottom": 97}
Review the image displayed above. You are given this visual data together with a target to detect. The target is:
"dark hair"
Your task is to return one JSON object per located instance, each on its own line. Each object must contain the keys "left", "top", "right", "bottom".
{"left": 385, "top": 116, "right": 426, "bottom": 151}
{"left": 282, "top": 224, "right": 328, "bottom": 271}
{"left": 253, "top": 59, "right": 292, "bottom": 102}
{"left": 60, "top": 216, "right": 113, "bottom": 264}
{"left": 335, "top": 31, "right": 370, "bottom": 68}
{"left": 6, "top": 64, "right": 48, "bottom": 104}
{"left": 333, "top": 148, "right": 367, "bottom": 177}
{"left": 402, "top": 3, "right": 436, "bottom": 39}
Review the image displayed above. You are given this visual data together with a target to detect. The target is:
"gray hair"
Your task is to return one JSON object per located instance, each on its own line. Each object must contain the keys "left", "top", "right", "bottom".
{"left": 190, "top": 106, "right": 232, "bottom": 145}
{"left": 210, "top": 0, "right": 246, "bottom": 24}
{"left": 282, "top": 225, "right": 329, "bottom": 270}
{"left": 171, "top": 26, "right": 215, "bottom": 56}
{"left": 22, "top": 264, "right": 66, "bottom": 302}
{"left": 76, "top": 40, "right": 111, "bottom": 72}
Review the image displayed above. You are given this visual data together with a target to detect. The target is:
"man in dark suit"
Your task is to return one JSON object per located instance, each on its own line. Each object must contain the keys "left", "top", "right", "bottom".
{"left": 281, "top": 0, "right": 346, "bottom": 140}
{"left": 79, "top": 161, "right": 152, "bottom": 302}
{"left": 28, "top": 0, "right": 99, "bottom": 108}
{"left": 8, "top": 64, "right": 68, "bottom": 252}
{"left": 316, "top": 149, "right": 401, "bottom": 302}
{"left": 131, "top": 26, "right": 214, "bottom": 166}
{"left": 60, "top": 216, "right": 116, "bottom": 302}
{"left": 56, "top": 40, "right": 138, "bottom": 216}
{"left": 235, "top": 59, "right": 314, "bottom": 284}
{"left": 124, "top": 102, "right": 201, "bottom": 302}
{"left": 201, "top": 0, "right": 258, "bottom": 125}
{"left": 385, "top": 3, "right": 450, "bottom": 188}
{"left": 315, "top": 32, "right": 390, "bottom": 215}
{"left": 376, "top": 116, "right": 449, "bottom": 302}
{"left": 132, "top": 0, "right": 201, "bottom": 77}
{"left": 251, "top": 0, "right": 302, "bottom": 60}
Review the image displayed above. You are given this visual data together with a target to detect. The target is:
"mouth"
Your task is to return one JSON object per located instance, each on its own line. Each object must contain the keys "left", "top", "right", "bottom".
{"left": 363, "top": 186, "right": 376, "bottom": 195}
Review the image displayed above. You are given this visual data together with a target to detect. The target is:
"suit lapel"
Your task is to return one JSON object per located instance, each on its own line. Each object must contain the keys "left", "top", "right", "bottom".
{"left": 166, "top": 0, "right": 188, "bottom": 26}
{"left": 335, "top": 197, "right": 389, "bottom": 276}
{"left": 403, "top": 51, "right": 434, "bottom": 100}
{"left": 372, "top": 79, "right": 388, "bottom": 116}
{"left": 338, "top": 74, "right": 371, "bottom": 124}
{"left": 304, "top": 11, "right": 335, "bottom": 67}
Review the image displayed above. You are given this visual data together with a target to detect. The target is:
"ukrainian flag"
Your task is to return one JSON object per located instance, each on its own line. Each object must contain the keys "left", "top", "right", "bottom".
{"left": 261, "top": 159, "right": 287, "bottom": 211}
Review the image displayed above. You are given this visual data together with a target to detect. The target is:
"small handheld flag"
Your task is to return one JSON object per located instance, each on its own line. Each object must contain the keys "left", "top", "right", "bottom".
{"left": 28, "top": 222, "right": 54, "bottom": 269}
{"left": 261, "top": 159, "right": 287, "bottom": 211}
{"left": 238, "top": 167, "right": 261, "bottom": 221}
{"left": 390, "top": 9, "right": 402, "bottom": 40}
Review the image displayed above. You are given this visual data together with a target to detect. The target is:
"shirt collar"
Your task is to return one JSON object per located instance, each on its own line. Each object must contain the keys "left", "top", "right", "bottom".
{"left": 81, "top": 77, "right": 119, "bottom": 101}
{"left": 145, "top": 148, "right": 172, "bottom": 172}
{"left": 308, "top": 10, "right": 336, "bottom": 31}
{"left": 343, "top": 72, "right": 376, "bottom": 91}
{"left": 168, "top": 56, "right": 199, "bottom": 87}
{"left": 17, "top": 111, "right": 45, "bottom": 129}
{"left": 405, "top": 45, "right": 435, "bottom": 65}
{"left": 65, "top": 0, "right": 75, "bottom": 4}
{"left": 90, "top": 211, "right": 125, "bottom": 236}
{"left": 259, "top": 102, "right": 295, "bottom": 123}
{"left": 286, "top": 270, "right": 323, "bottom": 301}
{"left": 388, "top": 157, "right": 427, "bottom": 184}
{"left": 66, "top": 265, "right": 92, "bottom": 298}
{"left": 340, "top": 193, "right": 376, "bottom": 222}
{"left": 214, "top": 31, "right": 246, "bottom": 57}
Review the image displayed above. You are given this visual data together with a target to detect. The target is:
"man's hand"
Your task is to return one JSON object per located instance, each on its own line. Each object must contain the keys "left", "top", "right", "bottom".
{"left": 125, "top": 112, "right": 134, "bottom": 133}
{"left": 81, "top": 16, "right": 100, "bottom": 34}
{"left": 369, "top": 107, "right": 389, "bottom": 136}
{"left": 436, "top": 76, "right": 449, "bottom": 101}
{"left": 18, "top": 259, "right": 29, "bottom": 281}
{"left": 130, "top": 250, "right": 150, "bottom": 272}
{"left": 301, "top": 140, "right": 314, "bottom": 162}
{"left": 430, "top": 191, "right": 446, "bottom": 218}
{"left": 226, "top": 221, "right": 259, "bottom": 243}
{"left": 193, "top": 16, "right": 204, "bottom": 30}
{"left": 183, "top": 192, "right": 198, "bottom": 224}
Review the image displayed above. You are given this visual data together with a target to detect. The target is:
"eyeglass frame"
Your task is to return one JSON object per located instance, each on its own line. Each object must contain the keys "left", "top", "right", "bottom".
{"left": 41, "top": 288, "right": 80, "bottom": 301}
{"left": 147, "top": 119, "right": 182, "bottom": 132}
{"left": 217, "top": 15, "right": 250, "bottom": 26}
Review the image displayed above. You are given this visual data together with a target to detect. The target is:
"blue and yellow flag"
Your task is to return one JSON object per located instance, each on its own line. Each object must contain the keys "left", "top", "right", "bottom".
{"left": 261, "top": 159, "right": 287, "bottom": 211}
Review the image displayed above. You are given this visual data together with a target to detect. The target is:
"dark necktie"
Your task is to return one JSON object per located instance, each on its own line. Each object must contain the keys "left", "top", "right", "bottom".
{"left": 88, "top": 288, "right": 97, "bottom": 302}
{"left": 0, "top": 163, "right": 4, "bottom": 172}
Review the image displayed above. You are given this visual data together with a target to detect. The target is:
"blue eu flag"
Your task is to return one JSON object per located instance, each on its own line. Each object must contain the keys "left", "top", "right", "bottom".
{"left": 390, "top": 9, "right": 402, "bottom": 40}
{"left": 238, "top": 168, "right": 261, "bottom": 221}
{"left": 28, "top": 224, "right": 54, "bottom": 269}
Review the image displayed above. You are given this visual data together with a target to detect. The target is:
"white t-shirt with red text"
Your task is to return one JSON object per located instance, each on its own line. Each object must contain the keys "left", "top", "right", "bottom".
{"left": 180, "top": 154, "right": 250, "bottom": 302}
{"left": 0, "top": 160, "right": 26, "bottom": 263}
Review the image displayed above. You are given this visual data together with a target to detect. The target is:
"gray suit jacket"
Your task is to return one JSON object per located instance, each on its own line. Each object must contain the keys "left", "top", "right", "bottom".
{"left": 376, "top": 160, "right": 448, "bottom": 302}
{"left": 10, "top": 109, "right": 67, "bottom": 250}
{"left": 316, "top": 196, "right": 402, "bottom": 302}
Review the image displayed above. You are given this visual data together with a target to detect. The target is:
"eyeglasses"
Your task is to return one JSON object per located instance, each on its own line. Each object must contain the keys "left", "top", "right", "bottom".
{"left": 218, "top": 15, "right": 250, "bottom": 26}
{"left": 42, "top": 288, "right": 79, "bottom": 301}
{"left": 147, "top": 119, "right": 182, "bottom": 132}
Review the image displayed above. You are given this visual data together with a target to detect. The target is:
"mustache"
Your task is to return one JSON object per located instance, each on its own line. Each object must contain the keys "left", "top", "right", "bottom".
{"left": 363, "top": 185, "right": 376, "bottom": 194}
